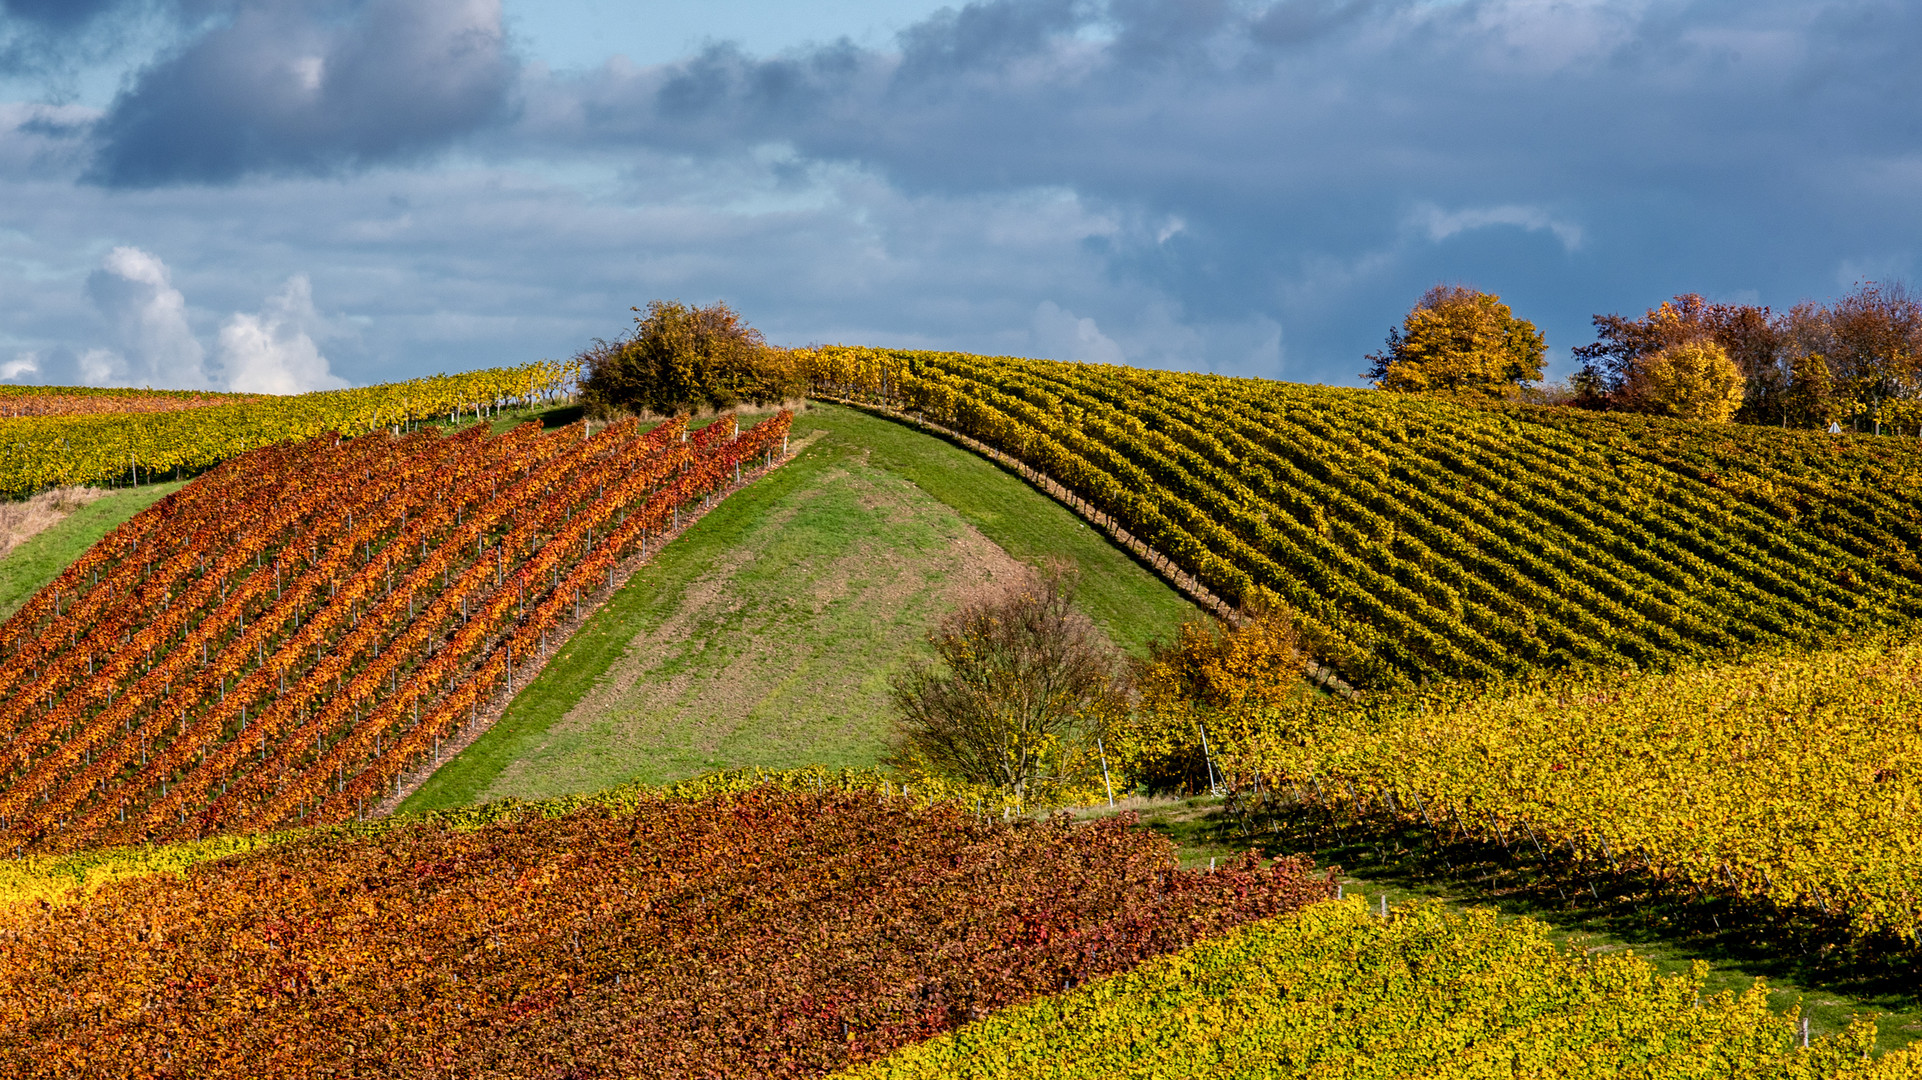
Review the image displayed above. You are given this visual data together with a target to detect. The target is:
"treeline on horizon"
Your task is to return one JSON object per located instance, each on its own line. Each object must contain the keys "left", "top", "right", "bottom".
{"left": 1570, "top": 282, "right": 1922, "bottom": 430}
{"left": 1368, "top": 280, "right": 1922, "bottom": 432}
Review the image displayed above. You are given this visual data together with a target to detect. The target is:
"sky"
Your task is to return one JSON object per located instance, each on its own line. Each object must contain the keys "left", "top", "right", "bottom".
{"left": 0, "top": 0, "right": 1918, "bottom": 392}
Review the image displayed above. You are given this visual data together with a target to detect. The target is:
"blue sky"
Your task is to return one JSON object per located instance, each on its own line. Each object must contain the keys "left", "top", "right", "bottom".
{"left": 0, "top": 0, "right": 1917, "bottom": 392}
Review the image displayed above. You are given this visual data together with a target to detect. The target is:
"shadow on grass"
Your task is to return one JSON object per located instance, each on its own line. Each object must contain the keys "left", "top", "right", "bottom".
{"left": 1092, "top": 792, "right": 1922, "bottom": 1054}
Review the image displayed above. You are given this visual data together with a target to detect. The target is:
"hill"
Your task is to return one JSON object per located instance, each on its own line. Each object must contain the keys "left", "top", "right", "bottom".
{"left": 803, "top": 347, "right": 1922, "bottom": 689}
{"left": 0, "top": 362, "right": 568, "bottom": 496}
{"left": 0, "top": 412, "right": 789, "bottom": 855}
{"left": 405, "top": 402, "right": 1198, "bottom": 810}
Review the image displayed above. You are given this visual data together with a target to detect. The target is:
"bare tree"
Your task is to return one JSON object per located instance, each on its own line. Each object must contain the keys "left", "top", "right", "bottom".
{"left": 888, "top": 567, "right": 1122, "bottom": 807}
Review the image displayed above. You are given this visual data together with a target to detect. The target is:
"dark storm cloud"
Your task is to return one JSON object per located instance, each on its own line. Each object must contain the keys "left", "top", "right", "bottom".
{"left": 12, "top": 0, "right": 1922, "bottom": 388}
{"left": 85, "top": 0, "right": 515, "bottom": 186}
{"left": 521, "top": 0, "right": 1922, "bottom": 376}
{"left": 0, "top": 0, "right": 190, "bottom": 82}
{"left": 1, "top": 0, "right": 133, "bottom": 32}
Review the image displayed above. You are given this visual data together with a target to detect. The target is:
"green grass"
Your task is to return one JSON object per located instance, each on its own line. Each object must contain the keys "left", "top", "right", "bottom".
{"left": 822, "top": 402, "right": 1197, "bottom": 656}
{"left": 1086, "top": 795, "right": 1921, "bottom": 1055}
{"left": 0, "top": 481, "right": 186, "bottom": 620}
{"left": 401, "top": 403, "right": 1199, "bottom": 811}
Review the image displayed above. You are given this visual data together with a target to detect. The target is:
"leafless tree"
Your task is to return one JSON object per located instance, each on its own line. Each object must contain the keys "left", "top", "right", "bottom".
{"left": 888, "top": 567, "right": 1122, "bottom": 807}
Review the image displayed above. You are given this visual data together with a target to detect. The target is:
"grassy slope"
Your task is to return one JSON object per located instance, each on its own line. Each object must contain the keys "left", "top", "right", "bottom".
{"left": 0, "top": 481, "right": 185, "bottom": 620}
{"left": 401, "top": 403, "right": 1197, "bottom": 811}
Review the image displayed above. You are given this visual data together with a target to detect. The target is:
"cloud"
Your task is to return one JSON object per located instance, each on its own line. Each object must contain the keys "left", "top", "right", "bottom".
{"left": 4, "top": 0, "right": 1922, "bottom": 392}
{"left": 1414, "top": 203, "right": 1584, "bottom": 252}
{"left": 0, "top": 0, "right": 197, "bottom": 91}
{"left": 217, "top": 274, "right": 347, "bottom": 393}
{"left": 0, "top": 351, "right": 37, "bottom": 380}
{"left": 86, "top": 0, "right": 514, "bottom": 186}
{"left": 1, "top": 0, "right": 131, "bottom": 33}
{"left": 71, "top": 246, "right": 345, "bottom": 391}
{"left": 1031, "top": 300, "right": 1126, "bottom": 364}
{"left": 84, "top": 245, "right": 210, "bottom": 387}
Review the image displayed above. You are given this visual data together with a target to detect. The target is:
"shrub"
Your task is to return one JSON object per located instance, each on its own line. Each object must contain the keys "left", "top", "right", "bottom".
{"left": 1116, "top": 588, "right": 1303, "bottom": 793}
{"left": 579, "top": 300, "right": 802, "bottom": 417}
{"left": 887, "top": 567, "right": 1124, "bottom": 808}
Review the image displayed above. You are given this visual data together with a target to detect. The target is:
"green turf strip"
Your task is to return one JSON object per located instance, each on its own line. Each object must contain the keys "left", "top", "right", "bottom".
{"left": 401, "top": 402, "right": 1198, "bottom": 811}
{"left": 0, "top": 481, "right": 185, "bottom": 620}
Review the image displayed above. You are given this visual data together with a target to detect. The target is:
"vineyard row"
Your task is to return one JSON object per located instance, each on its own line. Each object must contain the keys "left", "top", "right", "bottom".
{"left": 798, "top": 347, "right": 1922, "bottom": 688}
{"left": 0, "top": 360, "right": 575, "bottom": 497}
{"left": 0, "top": 409, "right": 791, "bottom": 856}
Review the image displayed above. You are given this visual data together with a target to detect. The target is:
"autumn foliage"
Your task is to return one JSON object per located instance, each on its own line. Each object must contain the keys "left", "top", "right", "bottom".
{"left": 1364, "top": 285, "right": 1547, "bottom": 401}
{"left": 1118, "top": 588, "right": 1303, "bottom": 792}
{"left": 1626, "top": 338, "right": 1746, "bottom": 422}
{"left": 0, "top": 789, "right": 1334, "bottom": 1078}
{"left": 0, "top": 387, "right": 256, "bottom": 418}
{"left": 580, "top": 299, "right": 803, "bottom": 418}
{"left": 0, "top": 409, "right": 791, "bottom": 856}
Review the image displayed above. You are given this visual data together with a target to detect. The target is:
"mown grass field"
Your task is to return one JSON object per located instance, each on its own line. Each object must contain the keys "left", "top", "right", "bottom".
{"left": 402, "top": 403, "right": 1198, "bottom": 811}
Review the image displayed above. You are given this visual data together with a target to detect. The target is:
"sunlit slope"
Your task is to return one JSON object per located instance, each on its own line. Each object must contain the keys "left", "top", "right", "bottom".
{"left": 804, "top": 348, "right": 1922, "bottom": 688}
{"left": 405, "top": 403, "right": 1198, "bottom": 810}
{"left": 837, "top": 899, "right": 1919, "bottom": 1080}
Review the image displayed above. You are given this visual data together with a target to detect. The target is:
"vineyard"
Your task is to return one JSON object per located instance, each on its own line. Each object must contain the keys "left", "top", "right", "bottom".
{"left": 0, "top": 789, "right": 1334, "bottom": 1078}
{"left": 1, "top": 347, "right": 1919, "bottom": 1074}
{"left": 1195, "top": 640, "right": 1922, "bottom": 944}
{"left": 0, "top": 361, "right": 572, "bottom": 496}
{"left": 840, "top": 898, "right": 1920, "bottom": 1079}
{"left": 0, "top": 386, "right": 258, "bottom": 418}
{"left": 0, "top": 408, "right": 790, "bottom": 856}
{"left": 799, "top": 347, "right": 1922, "bottom": 689}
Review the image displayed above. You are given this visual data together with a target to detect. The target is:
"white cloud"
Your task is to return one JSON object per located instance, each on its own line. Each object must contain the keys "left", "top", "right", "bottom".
{"left": 0, "top": 352, "right": 39, "bottom": 381}
{"left": 1413, "top": 203, "right": 1584, "bottom": 252}
{"left": 77, "top": 348, "right": 121, "bottom": 386}
{"left": 1031, "top": 300, "right": 1126, "bottom": 365}
{"left": 217, "top": 275, "right": 348, "bottom": 394}
{"left": 85, "top": 245, "right": 211, "bottom": 388}
{"left": 75, "top": 248, "right": 347, "bottom": 392}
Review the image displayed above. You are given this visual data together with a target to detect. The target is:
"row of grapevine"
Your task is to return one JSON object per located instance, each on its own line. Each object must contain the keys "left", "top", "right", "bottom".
{"left": 839, "top": 899, "right": 1919, "bottom": 1079}
{"left": 0, "top": 408, "right": 791, "bottom": 856}
{"left": 0, "top": 789, "right": 1335, "bottom": 1078}
{"left": 1194, "top": 639, "right": 1922, "bottom": 942}
{"left": 798, "top": 347, "right": 1922, "bottom": 688}
{"left": 0, "top": 387, "right": 258, "bottom": 418}
{"left": 0, "top": 765, "right": 1010, "bottom": 914}
{"left": 0, "top": 360, "right": 576, "bottom": 496}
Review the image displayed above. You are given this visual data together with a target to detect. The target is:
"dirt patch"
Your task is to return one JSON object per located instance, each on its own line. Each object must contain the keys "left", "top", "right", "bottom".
{"left": 0, "top": 487, "right": 112, "bottom": 559}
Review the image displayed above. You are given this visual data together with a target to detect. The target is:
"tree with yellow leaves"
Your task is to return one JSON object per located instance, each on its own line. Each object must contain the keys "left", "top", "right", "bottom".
{"left": 1115, "top": 588, "right": 1303, "bottom": 793}
{"left": 1365, "top": 284, "right": 1546, "bottom": 400}
{"left": 1625, "top": 338, "right": 1746, "bottom": 422}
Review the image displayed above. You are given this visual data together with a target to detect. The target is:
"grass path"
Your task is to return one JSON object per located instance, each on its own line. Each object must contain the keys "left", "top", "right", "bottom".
{"left": 401, "top": 403, "right": 1198, "bottom": 811}
{"left": 0, "top": 481, "right": 186, "bottom": 620}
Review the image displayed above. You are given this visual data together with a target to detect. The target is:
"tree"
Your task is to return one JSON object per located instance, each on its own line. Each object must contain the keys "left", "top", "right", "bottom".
{"left": 1572, "top": 294, "right": 1786, "bottom": 420}
{"left": 1117, "top": 588, "right": 1302, "bottom": 793}
{"left": 578, "top": 300, "right": 802, "bottom": 417}
{"left": 1624, "top": 339, "right": 1745, "bottom": 422}
{"left": 887, "top": 567, "right": 1123, "bottom": 807}
{"left": 1364, "top": 285, "right": 1546, "bottom": 400}
{"left": 1780, "top": 282, "right": 1922, "bottom": 432}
